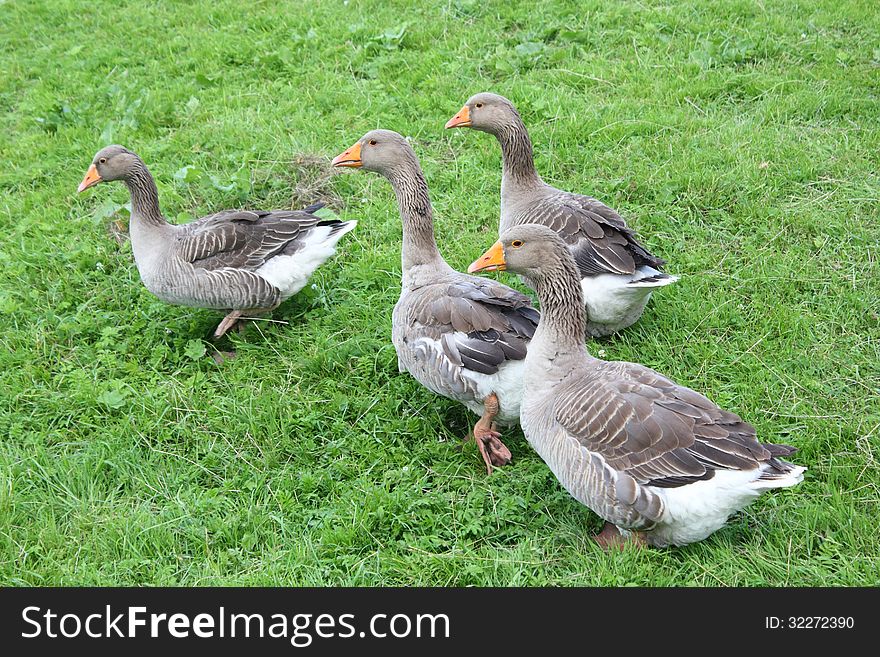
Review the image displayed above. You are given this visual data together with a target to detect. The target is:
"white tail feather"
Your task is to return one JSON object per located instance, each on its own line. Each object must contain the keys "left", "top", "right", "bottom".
{"left": 303, "top": 220, "right": 358, "bottom": 249}
{"left": 627, "top": 270, "right": 679, "bottom": 288}
{"left": 257, "top": 220, "right": 357, "bottom": 299}
{"left": 751, "top": 465, "right": 806, "bottom": 491}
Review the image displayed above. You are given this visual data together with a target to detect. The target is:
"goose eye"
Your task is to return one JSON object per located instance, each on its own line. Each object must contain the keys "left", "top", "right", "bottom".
{"left": 98, "top": 158, "right": 107, "bottom": 164}
{"left": 368, "top": 140, "right": 377, "bottom": 146}
{"left": 511, "top": 240, "right": 524, "bottom": 248}
{"left": 475, "top": 103, "right": 483, "bottom": 108}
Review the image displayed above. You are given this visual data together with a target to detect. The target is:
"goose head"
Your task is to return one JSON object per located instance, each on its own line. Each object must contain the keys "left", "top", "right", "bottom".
{"left": 468, "top": 223, "right": 568, "bottom": 278}
{"left": 77, "top": 145, "right": 140, "bottom": 192}
{"left": 445, "top": 92, "right": 520, "bottom": 133}
{"left": 331, "top": 129, "right": 419, "bottom": 176}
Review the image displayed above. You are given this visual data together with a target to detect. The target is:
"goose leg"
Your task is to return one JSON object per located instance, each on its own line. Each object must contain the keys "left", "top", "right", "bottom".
{"left": 213, "top": 310, "right": 244, "bottom": 339}
{"left": 471, "top": 393, "right": 512, "bottom": 475}
{"left": 215, "top": 303, "right": 278, "bottom": 339}
{"left": 594, "top": 523, "right": 647, "bottom": 550}
{"left": 208, "top": 314, "right": 243, "bottom": 362}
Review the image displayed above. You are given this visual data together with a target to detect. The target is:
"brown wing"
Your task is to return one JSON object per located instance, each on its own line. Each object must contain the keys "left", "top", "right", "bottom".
{"left": 553, "top": 361, "right": 771, "bottom": 488}
{"left": 176, "top": 207, "right": 323, "bottom": 271}
{"left": 517, "top": 190, "right": 665, "bottom": 277}
{"left": 408, "top": 275, "right": 539, "bottom": 375}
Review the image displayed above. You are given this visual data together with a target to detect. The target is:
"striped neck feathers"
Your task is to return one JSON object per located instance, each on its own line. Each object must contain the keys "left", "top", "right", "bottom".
{"left": 123, "top": 158, "right": 165, "bottom": 226}
{"left": 531, "top": 251, "right": 587, "bottom": 350}
{"left": 492, "top": 110, "right": 541, "bottom": 187}
{"left": 385, "top": 158, "right": 447, "bottom": 273}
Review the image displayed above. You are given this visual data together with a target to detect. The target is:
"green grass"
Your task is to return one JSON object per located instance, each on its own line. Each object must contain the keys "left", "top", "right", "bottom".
{"left": 1, "top": 0, "right": 878, "bottom": 586}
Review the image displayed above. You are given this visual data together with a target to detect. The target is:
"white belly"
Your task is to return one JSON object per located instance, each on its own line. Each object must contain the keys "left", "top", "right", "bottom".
{"left": 459, "top": 359, "right": 525, "bottom": 424}
{"left": 255, "top": 245, "right": 335, "bottom": 300}
{"left": 648, "top": 464, "right": 804, "bottom": 547}
{"left": 395, "top": 330, "right": 525, "bottom": 426}
{"left": 580, "top": 273, "right": 654, "bottom": 325}
{"left": 255, "top": 221, "right": 357, "bottom": 300}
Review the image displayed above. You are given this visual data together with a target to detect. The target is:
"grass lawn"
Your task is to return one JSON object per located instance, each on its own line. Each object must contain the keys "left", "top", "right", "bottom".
{"left": 1, "top": 0, "right": 878, "bottom": 586}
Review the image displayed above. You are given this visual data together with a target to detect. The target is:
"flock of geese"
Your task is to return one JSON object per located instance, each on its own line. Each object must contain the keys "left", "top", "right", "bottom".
{"left": 77, "top": 92, "right": 805, "bottom": 549}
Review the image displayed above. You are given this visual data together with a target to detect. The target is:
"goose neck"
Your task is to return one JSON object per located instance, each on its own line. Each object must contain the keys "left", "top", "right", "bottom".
{"left": 495, "top": 115, "right": 541, "bottom": 188}
{"left": 531, "top": 254, "right": 588, "bottom": 352}
{"left": 386, "top": 162, "right": 448, "bottom": 277}
{"left": 124, "top": 159, "right": 165, "bottom": 227}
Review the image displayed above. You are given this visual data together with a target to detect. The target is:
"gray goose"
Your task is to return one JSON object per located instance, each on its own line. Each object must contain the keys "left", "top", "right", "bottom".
{"left": 332, "top": 130, "right": 539, "bottom": 474}
{"left": 468, "top": 224, "right": 804, "bottom": 547}
{"left": 78, "top": 145, "right": 356, "bottom": 338}
{"left": 448, "top": 92, "right": 677, "bottom": 337}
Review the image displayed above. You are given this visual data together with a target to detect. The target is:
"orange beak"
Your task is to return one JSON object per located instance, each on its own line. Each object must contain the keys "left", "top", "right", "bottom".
{"left": 445, "top": 105, "right": 471, "bottom": 129}
{"left": 77, "top": 164, "right": 102, "bottom": 192}
{"left": 331, "top": 141, "right": 363, "bottom": 168}
{"left": 468, "top": 241, "right": 506, "bottom": 274}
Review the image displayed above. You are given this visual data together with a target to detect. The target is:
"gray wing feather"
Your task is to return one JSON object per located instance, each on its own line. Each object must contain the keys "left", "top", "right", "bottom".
{"left": 515, "top": 190, "right": 665, "bottom": 277}
{"left": 554, "top": 361, "right": 772, "bottom": 488}
{"left": 177, "top": 209, "right": 321, "bottom": 270}
{"left": 406, "top": 275, "right": 539, "bottom": 377}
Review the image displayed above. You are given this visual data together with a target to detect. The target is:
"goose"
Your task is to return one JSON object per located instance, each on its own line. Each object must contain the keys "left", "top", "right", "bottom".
{"left": 468, "top": 224, "right": 804, "bottom": 547}
{"left": 77, "top": 145, "right": 356, "bottom": 338}
{"left": 332, "top": 130, "right": 539, "bottom": 474}
{"left": 448, "top": 92, "right": 677, "bottom": 337}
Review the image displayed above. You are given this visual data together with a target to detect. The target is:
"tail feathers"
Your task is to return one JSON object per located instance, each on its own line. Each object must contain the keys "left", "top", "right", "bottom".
{"left": 301, "top": 201, "right": 327, "bottom": 214}
{"left": 763, "top": 442, "right": 799, "bottom": 457}
{"left": 318, "top": 219, "right": 358, "bottom": 244}
{"left": 754, "top": 461, "right": 806, "bottom": 490}
{"left": 280, "top": 220, "right": 357, "bottom": 257}
{"left": 627, "top": 267, "right": 679, "bottom": 288}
